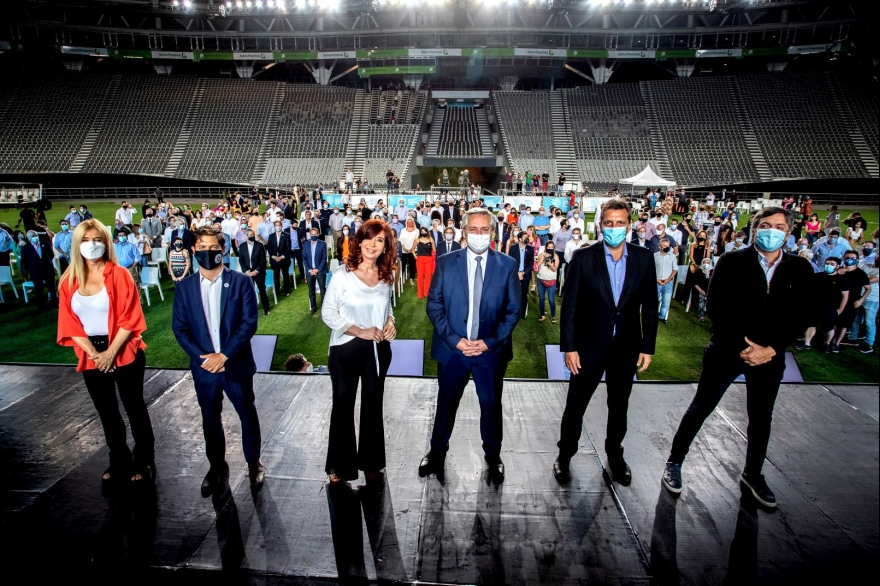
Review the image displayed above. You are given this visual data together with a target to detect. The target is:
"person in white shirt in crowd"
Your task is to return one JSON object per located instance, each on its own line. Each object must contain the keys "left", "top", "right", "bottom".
{"left": 394, "top": 199, "right": 409, "bottom": 221}
{"left": 568, "top": 210, "right": 585, "bottom": 235}
{"left": 220, "top": 211, "right": 239, "bottom": 241}
{"left": 725, "top": 231, "right": 748, "bottom": 253}
{"left": 328, "top": 206, "right": 345, "bottom": 253}
{"left": 549, "top": 210, "right": 563, "bottom": 237}
{"left": 343, "top": 208, "right": 357, "bottom": 230}
{"left": 655, "top": 236, "right": 678, "bottom": 324}
{"left": 345, "top": 169, "right": 354, "bottom": 192}
{"left": 666, "top": 218, "right": 683, "bottom": 251}
{"left": 446, "top": 218, "right": 461, "bottom": 243}
{"left": 705, "top": 192, "right": 716, "bottom": 211}
{"left": 322, "top": 219, "right": 397, "bottom": 485}
{"left": 115, "top": 201, "right": 137, "bottom": 238}
{"left": 564, "top": 228, "right": 586, "bottom": 264}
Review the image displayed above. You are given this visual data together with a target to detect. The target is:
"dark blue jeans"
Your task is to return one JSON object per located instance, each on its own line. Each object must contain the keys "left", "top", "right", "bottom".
{"left": 538, "top": 280, "right": 556, "bottom": 318}
{"left": 669, "top": 344, "right": 785, "bottom": 475}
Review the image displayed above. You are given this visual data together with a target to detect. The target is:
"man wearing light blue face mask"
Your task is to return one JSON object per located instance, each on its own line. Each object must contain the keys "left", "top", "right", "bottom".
{"left": 811, "top": 228, "right": 851, "bottom": 269}
{"left": 553, "top": 199, "right": 658, "bottom": 486}
{"left": 662, "top": 207, "right": 813, "bottom": 509}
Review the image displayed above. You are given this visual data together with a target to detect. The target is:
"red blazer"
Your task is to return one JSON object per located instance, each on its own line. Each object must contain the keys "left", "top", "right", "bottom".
{"left": 57, "top": 262, "right": 147, "bottom": 372}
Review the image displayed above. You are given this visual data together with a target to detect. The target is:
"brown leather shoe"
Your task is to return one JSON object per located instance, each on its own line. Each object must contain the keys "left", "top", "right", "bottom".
{"left": 249, "top": 460, "right": 267, "bottom": 489}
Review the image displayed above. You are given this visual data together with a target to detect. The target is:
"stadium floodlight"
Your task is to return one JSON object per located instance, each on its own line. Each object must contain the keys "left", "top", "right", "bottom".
{"left": 255, "top": 0, "right": 263, "bottom": 7}
{"left": 245, "top": 0, "right": 252, "bottom": 7}
{"left": 183, "top": 0, "right": 192, "bottom": 7}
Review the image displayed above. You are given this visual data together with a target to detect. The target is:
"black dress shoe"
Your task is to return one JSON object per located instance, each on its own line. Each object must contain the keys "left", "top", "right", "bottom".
{"left": 608, "top": 457, "right": 632, "bottom": 485}
{"left": 552, "top": 456, "right": 571, "bottom": 484}
{"left": 201, "top": 462, "right": 230, "bottom": 497}
{"left": 249, "top": 460, "right": 267, "bottom": 489}
{"left": 418, "top": 452, "right": 444, "bottom": 477}
{"left": 485, "top": 455, "right": 505, "bottom": 484}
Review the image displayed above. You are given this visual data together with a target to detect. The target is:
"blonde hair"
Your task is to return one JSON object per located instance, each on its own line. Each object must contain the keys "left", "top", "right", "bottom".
{"left": 62, "top": 219, "right": 120, "bottom": 289}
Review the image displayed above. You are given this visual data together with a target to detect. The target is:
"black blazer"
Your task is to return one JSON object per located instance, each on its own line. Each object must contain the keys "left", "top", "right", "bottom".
{"left": 267, "top": 232, "right": 291, "bottom": 258}
{"left": 239, "top": 241, "right": 267, "bottom": 275}
{"left": 706, "top": 246, "right": 813, "bottom": 355}
{"left": 508, "top": 243, "right": 535, "bottom": 276}
{"left": 436, "top": 239, "right": 462, "bottom": 257}
{"left": 561, "top": 242, "right": 659, "bottom": 361}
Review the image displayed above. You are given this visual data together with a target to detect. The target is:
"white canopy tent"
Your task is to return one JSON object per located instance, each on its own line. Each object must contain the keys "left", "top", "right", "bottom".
{"left": 619, "top": 166, "right": 676, "bottom": 194}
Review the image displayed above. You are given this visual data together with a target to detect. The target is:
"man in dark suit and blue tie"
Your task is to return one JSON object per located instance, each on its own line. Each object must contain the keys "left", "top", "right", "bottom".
{"left": 553, "top": 199, "right": 658, "bottom": 485}
{"left": 267, "top": 220, "right": 291, "bottom": 296}
{"left": 303, "top": 226, "right": 328, "bottom": 315}
{"left": 239, "top": 228, "right": 271, "bottom": 316}
{"left": 436, "top": 226, "right": 462, "bottom": 258}
{"left": 172, "top": 227, "right": 266, "bottom": 495}
{"left": 507, "top": 232, "right": 535, "bottom": 319}
{"left": 420, "top": 208, "right": 521, "bottom": 483}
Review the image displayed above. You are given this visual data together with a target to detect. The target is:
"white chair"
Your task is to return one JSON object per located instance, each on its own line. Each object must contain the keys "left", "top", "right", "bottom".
{"left": 673, "top": 264, "right": 688, "bottom": 299}
{"left": 229, "top": 256, "right": 241, "bottom": 272}
{"left": 329, "top": 258, "right": 340, "bottom": 272}
{"left": 264, "top": 269, "right": 278, "bottom": 305}
{"left": 139, "top": 267, "right": 164, "bottom": 306}
{"left": 0, "top": 266, "right": 20, "bottom": 303}
{"left": 148, "top": 247, "right": 168, "bottom": 277}
{"left": 586, "top": 222, "right": 596, "bottom": 238}
{"left": 286, "top": 262, "right": 298, "bottom": 289}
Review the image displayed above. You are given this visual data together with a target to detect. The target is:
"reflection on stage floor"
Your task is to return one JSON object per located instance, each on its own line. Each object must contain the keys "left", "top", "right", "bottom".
{"left": 0, "top": 364, "right": 876, "bottom": 584}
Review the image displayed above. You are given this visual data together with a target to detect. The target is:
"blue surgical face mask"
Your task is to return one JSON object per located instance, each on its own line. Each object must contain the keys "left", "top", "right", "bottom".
{"left": 61, "top": 224, "right": 69, "bottom": 232}
{"left": 118, "top": 235, "right": 128, "bottom": 243}
{"left": 824, "top": 264, "right": 836, "bottom": 274}
{"left": 829, "top": 236, "right": 839, "bottom": 245}
{"left": 602, "top": 227, "right": 627, "bottom": 247}
{"left": 755, "top": 228, "right": 785, "bottom": 252}
{"left": 29, "top": 236, "right": 39, "bottom": 244}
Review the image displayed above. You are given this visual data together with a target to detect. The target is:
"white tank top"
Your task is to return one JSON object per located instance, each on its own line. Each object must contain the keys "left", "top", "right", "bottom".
{"left": 72, "top": 287, "right": 110, "bottom": 336}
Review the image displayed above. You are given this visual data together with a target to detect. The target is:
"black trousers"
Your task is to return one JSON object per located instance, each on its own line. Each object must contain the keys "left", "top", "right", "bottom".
{"left": 430, "top": 353, "right": 509, "bottom": 458}
{"left": 307, "top": 272, "right": 327, "bottom": 311}
{"left": 82, "top": 350, "right": 154, "bottom": 475}
{"left": 518, "top": 272, "right": 531, "bottom": 318}
{"left": 669, "top": 344, "right": 785, "bottom": 475}
{"left": 269, "top": 258, "right": 291, "bottom": 292}
{"left": 30, "top": 266, "right": 57, "bottom": 307}
{"left": 251, "top": 273, "right": 270, "bottom": 313}
{"left": 289, "top": 248, "right": 304, "bottom": 281}
{"left": 326, "top": 338, "right": 392, "bottom": 480}
{"left": 400, "top": 252, "right": 416, "bottom": 279}
{"left": 193, "top": 372, "right": 262, "bottom": 469}
{"left": 557, "top": 338, "right": 639, "bottom": 460}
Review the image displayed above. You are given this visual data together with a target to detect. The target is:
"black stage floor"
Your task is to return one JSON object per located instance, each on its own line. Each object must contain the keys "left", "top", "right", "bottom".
{"left": 0, "top": 364, "right": 877, "bottom": 585}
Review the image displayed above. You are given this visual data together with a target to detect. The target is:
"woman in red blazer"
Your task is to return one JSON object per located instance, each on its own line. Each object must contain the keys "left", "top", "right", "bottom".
{"left": 57, "top": 219, "right": 155, "bottom": 492}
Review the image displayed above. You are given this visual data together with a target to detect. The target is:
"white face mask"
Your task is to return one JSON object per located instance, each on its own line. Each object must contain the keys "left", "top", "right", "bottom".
{"left": 445, "top": 233, "right": 454, "bottom": 241}
{"left": 467, "top": 233, "right": 491, "bottom": 253}
{"left": 80, "top": 241, "right": 105, "bottom": 260}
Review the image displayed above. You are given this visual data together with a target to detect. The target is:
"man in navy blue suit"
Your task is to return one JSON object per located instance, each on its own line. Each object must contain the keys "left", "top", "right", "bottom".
{"left": 302, "top": 226, "right": 328, "bottom": 315}
{"left": 420, "top": 208, "right": 521, "bottom": 483}
{"left": 436, "top": 226, "right": 462, "bottom": 257}
{"left": 507, "top": 232, "right": 535, "bottom": 319}
{"left": 172, "top": 226, "right": 266, "bottom": 496}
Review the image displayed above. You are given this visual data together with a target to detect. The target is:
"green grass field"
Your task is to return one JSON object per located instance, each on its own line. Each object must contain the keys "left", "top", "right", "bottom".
{"left": 0, "top": 200, "right": 876, "bottom": 382}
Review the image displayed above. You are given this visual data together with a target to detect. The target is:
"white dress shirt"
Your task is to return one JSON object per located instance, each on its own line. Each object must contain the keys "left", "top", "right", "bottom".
{"left": 322, "top": 266, "right": 394, "bottom": 373}
{"left": 200, "top": 272, "right": 223, "bottom": 353}
{"left": 654, "top": 250, "right": 677, "bottom": 281}
{"left": 466, "top": 248, "right": 488, "bottom": 341}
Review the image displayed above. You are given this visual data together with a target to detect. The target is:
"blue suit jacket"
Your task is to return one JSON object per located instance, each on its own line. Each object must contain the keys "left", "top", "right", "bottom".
{"left": 303, "top": 239, "right": 328, "bottom": 274}
{"left": 172, "top": 268, "right": 258, "bottom": 383}
{"left": 426, "top": 248, "right": 520, "bottom": 366}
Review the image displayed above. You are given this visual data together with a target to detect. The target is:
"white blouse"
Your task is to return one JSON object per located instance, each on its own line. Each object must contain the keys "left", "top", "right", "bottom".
{"left": 322, "top": 266, "right": 394, "bottom": 373}
{"left": 71, "top": 287, "right": 110, "bottom": 336}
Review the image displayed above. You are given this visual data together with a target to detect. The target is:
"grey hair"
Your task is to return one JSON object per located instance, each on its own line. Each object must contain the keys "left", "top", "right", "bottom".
{"left": 751, "top": 206, "right": 794, "bottom": 234}
{"left": 461, "top": 207, "right": 497, "bottom": 233}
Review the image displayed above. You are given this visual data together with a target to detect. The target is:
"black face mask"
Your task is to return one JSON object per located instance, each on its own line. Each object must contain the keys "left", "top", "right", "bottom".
{"left": 248, "top": 236, "right": 256, "bottom": 243}
{"left": 662, "top": 246, "right": 671, "bottom": 253}
{"left": 194, "top": 249, "right": 223, "bottom": 270}
{"left": 698, "top": 238, "right": 706, "bottom": 243}
{"left": 173, "top": 242, "right": 183, "bottom": 250}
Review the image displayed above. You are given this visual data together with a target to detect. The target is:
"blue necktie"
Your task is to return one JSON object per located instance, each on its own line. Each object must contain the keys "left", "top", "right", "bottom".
{"left": 470, "top": 256, "right": 483, "bottom": 340}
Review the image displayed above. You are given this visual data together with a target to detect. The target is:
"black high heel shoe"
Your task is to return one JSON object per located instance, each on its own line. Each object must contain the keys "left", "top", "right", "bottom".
{"left": 132, "top": 461, "right": 157, "bottom": 484}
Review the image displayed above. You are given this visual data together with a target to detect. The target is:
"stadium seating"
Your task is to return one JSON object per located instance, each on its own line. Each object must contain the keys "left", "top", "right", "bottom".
{"left": 0, "top": 75, "right": 110, "bottom": 173}
{"left": 83, "top": 76, "right": 197, "bottom": 175}
{"left": 492, "top": 91, "right": 557, "bottom": 177}
{"left": 435, "top": 106, "right": 483, "bottom": 157}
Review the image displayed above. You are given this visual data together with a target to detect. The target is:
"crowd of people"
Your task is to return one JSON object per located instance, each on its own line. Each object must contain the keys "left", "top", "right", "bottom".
{"left": 0, "top": 179, "right": 875, "bottom": 510}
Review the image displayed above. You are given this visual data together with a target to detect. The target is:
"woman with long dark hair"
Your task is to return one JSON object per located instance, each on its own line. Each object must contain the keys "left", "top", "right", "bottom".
{"left": 322, "top": 219, "right": 398, "bottom": 485}
{"left": 57, "top": 219, "right": 155, "bottom": 491}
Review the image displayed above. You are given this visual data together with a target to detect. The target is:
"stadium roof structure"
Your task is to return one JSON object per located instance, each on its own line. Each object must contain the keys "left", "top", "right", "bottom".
{"left": 620, "top": 165, "right": 676, "bottom": 187}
